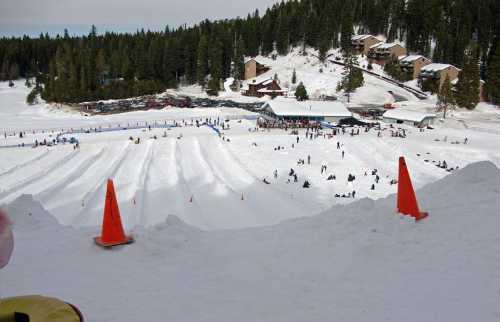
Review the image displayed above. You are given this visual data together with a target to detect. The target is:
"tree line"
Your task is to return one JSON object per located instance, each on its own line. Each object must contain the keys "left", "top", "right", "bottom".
{"left": 0, "top": 0, "right": 499, "bottom": 104}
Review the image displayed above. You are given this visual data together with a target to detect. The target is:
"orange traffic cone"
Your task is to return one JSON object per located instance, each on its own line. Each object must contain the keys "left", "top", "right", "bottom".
{"left": 94, "top": 179, "right": 134, "bottom": 248}
{"left": 397, "top": 157, "right": 428, "bottom": 221}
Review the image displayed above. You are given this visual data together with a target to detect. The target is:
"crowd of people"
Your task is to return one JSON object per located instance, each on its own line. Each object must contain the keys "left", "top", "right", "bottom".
{"left": 251, "top": 119, "right": 470, "bottom": 203}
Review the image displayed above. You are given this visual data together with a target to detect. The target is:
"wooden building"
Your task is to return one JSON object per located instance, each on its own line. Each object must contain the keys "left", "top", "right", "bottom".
{"left": 368, "top": 43, "right": 407, "bottom": 62}
{"left": 244, "top": 79, "right": 286, "bottom": 98}
{"left": 419, "top": 63, "right": 460, "bottom": 89}
{"left": 244, "top": 58, "right": 270, "bottom": 80}
{"left": 351, "top": 35, "right": 382, "bottom": 55}
{"left": 398, "top": 55, "right": 432, "bottom": 79}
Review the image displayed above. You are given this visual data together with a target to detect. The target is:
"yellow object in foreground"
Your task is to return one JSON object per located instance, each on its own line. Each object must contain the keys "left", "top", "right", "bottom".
{"left": 0, "top": 295, "right": 82, "bottom": 322}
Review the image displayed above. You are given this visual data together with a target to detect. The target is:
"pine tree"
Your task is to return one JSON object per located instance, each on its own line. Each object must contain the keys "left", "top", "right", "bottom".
{"left": 163, "top": 40, "right": 178, "bottom": 88}
{"left": 207, "top": 39, "right": 223, "bottom": 95}
{"left": 337, "top": 51, "right": 364, "bottom": 100}
{"left": 455, "top": 49, "right": 480, "bottom": 110}
{"left": 318, "top": 17, "right": 331, "bottom": 62}
{"left": 340, "top": 3, "right": 354, "bottom": 54}
{"left": 295, "top": 82, "right": 308, "bottom": 101}
{"left": 196, "top": 35, "right": 209, "bottom": 87}
{"left": 438, "top": 75, "right": 454, "bottom": 118}
{"left": 233, "top": 37, "right": 246, "bottom": 80}
{"left": 276, "top": 12, "right": 290, "bottom": 55}
{"left": 486, "top": 44, "right": 500, "bottom": 104}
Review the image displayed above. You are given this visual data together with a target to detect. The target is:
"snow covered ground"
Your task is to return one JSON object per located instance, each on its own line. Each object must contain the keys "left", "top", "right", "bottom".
{"left": 0, "top": 81, "right": 256, "bottom": 132}
{"left": 2, "top": 113, "right": 500, "bottom": 230}
{"left": 2, "top": 161, "right": 500, "bottom": 322}
{"left": 1, "top": 70, "right": 500, "bottom": 321}
{"left": 1, "top": 80, "right": 500, "bottom": 231}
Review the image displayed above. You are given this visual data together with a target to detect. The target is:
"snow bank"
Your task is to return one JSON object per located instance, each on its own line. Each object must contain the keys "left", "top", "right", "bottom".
{"left": 2, "top": 161, "right": 500, "bottom": 322}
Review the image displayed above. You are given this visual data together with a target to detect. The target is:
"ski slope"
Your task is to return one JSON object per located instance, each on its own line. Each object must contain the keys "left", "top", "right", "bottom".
{"left": 1, "top": 116, "right": 500, "bottom": 230}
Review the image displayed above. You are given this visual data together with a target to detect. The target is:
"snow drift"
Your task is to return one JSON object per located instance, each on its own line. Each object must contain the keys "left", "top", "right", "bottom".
{"left": 2, "top": 161, "right": 500, "bottom": 322}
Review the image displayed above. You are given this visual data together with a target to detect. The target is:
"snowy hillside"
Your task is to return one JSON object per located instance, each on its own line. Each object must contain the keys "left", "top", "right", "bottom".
{"left": 176, "top": 48, "right": 424, "bottom": 106}
{"left": 3, "top": 161, "right": 500, "bottom": 322}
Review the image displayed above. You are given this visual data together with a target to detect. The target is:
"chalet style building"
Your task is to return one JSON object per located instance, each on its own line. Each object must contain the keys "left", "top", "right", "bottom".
{"left": 419, "top": 63, "right": 460, "bottom": 89}
{"left": 244, "top": 58, "right": 270, "bottom": 80}
{"left": 243, "top": 79, "right": 287, "bottom": 98}
{"left": 351, "top": 35, "right": 382, "bottom": 55}
{"left": 368, "top": 42, "right": 407, "bottom": 62}
{"left": 398, "top": 55, "right": 432, "bottom": 79}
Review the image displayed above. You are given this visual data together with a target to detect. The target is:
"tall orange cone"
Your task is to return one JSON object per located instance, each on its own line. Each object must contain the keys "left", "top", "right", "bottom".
{"left": 397, "top": 157, "right": 428, "bottom": 221}
{"left": 94, "top": 179, "right": 134, "bottom": 247}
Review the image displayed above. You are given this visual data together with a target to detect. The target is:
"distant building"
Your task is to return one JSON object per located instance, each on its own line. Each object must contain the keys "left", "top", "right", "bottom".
{"left": 419, "top": 63, "right": 460, "bottom": 90}
{"left": 243, "top": 79, "right": 287, "bottom": 98}
{"left": 383, "top": 109, "right": 436, "bottom": 127}
{"left": 398, "top": 55, "right": 432, "bottom": 79}
{"left": 262, "top": 99, "right": 352, "bottom": 123}
{"left": 368, "top": 43, "right": 407, "bottom": 62}
{"left": 351, "top": 35, "right": 382, "bottom": 55}
{"left": 244, "top": 58, "right": 270, "bottom": 80}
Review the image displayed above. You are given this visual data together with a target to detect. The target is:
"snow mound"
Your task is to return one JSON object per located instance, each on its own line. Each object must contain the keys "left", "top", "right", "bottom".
{"left": 4, "top": 194, "right": 59, "bottom": 231}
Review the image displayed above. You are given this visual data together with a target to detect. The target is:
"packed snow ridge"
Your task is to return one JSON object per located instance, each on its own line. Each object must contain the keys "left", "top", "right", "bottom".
{"left": 2, "top": 161, "right": 500, "bottom": 322}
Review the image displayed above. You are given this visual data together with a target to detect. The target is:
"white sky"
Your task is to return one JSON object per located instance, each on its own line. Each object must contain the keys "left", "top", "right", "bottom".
{"left": 0, "top": 0, "right": 280, "bottom": 36}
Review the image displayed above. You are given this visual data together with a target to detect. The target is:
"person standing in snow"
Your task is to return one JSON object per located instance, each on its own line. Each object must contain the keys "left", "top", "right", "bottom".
{"left": 342, "top": 150, "right": 345, "bottom": 159}
{"left": 307, "top": 155, "right": 311, "bottom": 165}
{"left": 274, "top": 170, "right": 278, "bottom": 179}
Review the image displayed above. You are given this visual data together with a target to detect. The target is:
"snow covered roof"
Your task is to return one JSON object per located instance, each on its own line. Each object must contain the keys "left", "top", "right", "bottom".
{"left": 383, "top": 109, "right": 436, "bottom": 123}
{"left": 351, "top": 35, "right": 376, "bottom": 41}
{"left": 257, "top": 89, "right": 287, "bottom": 93}
{"left": 244, "top": 57, "right": 266, "bottom": 65}
{"left": 376, "top": 42, "right": 403, "bottom": 49}
{"left": 399, "top": 55, "right": 430, "bottom": 63}
{"left": 421, "top": 63, "right": 457, "bottom": 72}
{"left": 264, "top": 100, "right": 352, "bottom": 118}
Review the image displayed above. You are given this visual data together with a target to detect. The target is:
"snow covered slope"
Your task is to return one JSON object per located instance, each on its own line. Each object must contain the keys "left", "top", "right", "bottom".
{"left": 2, "top": 117, "right": 500, "bottom": 230}
{"left": 2, "top": 161, "right": 500, "bottom": 322}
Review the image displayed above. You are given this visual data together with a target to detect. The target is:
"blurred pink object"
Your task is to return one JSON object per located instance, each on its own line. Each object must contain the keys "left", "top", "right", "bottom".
{"left": 0, "top": 209, "right": 13, "bottom": 269}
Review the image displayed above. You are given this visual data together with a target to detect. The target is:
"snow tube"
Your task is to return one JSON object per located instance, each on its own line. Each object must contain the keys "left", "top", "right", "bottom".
{"left": 0, "top": 295, "right": 83, "bottom": 322}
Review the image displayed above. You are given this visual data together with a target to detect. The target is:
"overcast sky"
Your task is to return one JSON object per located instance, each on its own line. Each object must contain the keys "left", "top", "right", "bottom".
{"left": 0, "top": 0, "right": 280, "bottom": 37}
